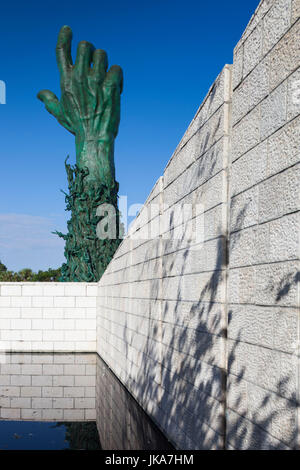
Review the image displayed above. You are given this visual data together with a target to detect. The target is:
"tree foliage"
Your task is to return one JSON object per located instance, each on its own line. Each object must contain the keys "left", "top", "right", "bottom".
{"left": 0, "top": 261, "right": 61, "bottom": 282}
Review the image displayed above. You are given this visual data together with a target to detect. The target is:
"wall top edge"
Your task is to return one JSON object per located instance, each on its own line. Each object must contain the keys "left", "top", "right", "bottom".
{"left": 98, "top": 64, "right": 234, "bottom": 281}
{"left": 233, "top": 0, "right": 275, "bottom": 52}
{"left": 163, "top": 63, "right": 232, "bottom": 172}
{"left": 0, "top": 282, "right": 98, "bottom": 286}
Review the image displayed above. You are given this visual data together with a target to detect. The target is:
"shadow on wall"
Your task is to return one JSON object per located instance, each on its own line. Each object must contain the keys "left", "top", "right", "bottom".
{"left": 124, "top": 198, "right": 299, "bottom": 449}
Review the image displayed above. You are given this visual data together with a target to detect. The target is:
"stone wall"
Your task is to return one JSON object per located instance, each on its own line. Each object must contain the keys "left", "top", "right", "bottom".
{"left": 97, "top": 0, "right": 300, "bottom": 450}
{"left": 226, "top": 0, "right": 300, "bottom": 450}
{"left": 0, "top": 283, "right": 97, "bottom": 352}
{"left": 97, "top": 64, "right": 232, "bottom": 449}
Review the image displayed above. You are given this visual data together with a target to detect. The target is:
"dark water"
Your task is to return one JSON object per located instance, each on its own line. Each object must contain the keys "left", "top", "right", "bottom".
{"left": 0, "top": 353, "right": 173, "bottom": 450}
{"left": 0, "top": 420, "right": 101, "bottom": 450}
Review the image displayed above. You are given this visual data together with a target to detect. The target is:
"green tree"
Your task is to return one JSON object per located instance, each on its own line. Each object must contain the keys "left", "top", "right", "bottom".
{"left": 0, "top": 261, "right": 61, "bottom": 282}
{"left": 0, "top": 260, "right": 7, "bottom": 272}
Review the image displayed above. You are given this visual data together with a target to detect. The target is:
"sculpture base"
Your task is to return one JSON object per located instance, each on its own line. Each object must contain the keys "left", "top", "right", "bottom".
{"left": 55, "top": 158, "right": 121, "bottom": 282}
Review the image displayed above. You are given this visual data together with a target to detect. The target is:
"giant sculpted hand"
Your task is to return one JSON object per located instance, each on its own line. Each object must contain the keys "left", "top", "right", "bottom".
{"left": 38, "top": 25, "right": 123, "bottom": 186}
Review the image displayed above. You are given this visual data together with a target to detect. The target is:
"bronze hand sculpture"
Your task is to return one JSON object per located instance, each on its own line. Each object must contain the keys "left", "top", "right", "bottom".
{"left": 38, "top": 25, "right": 123, "bottom": 187}
{"left": 38, "top": 26, "right": 123, "bottom": 281}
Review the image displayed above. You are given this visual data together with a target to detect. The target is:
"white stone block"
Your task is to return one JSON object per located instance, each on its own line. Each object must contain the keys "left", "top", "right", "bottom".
{"left": 1, "top": 285, "right": 21, "bottom": 296}
{"left": 84, "top": 386, "right": 95, "bottom": 397}
{"left": 21, "top": 330, "right": 43, "bottom": 342}
{"left": 43, "top": 307, "right": 64, "bottom": 319}
{"left": 31, "top": 342, "right": 54, "bottom": 352}
{"left": 43, "top": 364, "right": 64, "bottom": 375}
{"left": 42, "top": 386, "right": 63, "bottom": 398}
{"left": 53, "top": 319, "right": 75, "bottom": 330}
{"left": 31, "top": 397, "right": 53, "bottom": 408}
{"left": 64, "top": 284, "right": 86, "bottom": 296}
{"left": 53, "top": 354, "right": 75, "bottom": 364}
{"left": 85, "top": 409, "right": 96, "bottom": 420}
{"left": 75, "top": 397, "right": 95, "bottom": 408}
{"left": 21, "top": 409, "right": 42, "bottom": 420}
{"left": 64, "top": 387, "right": 85, "bottom": 398}
{"left": 1, "top": 363, "right": 21, "bottom": 374}
{"left": 243, "top": 23, "right": 263, "bottom": 77}
{"left": 53, "top": 376, "right": 74, "bottom": 387}
{"left": 21, "top": 307, "right": 43, "bottom": 319}
{"left": 32, "top": 376, "right": 52, "bottom": 386}
{"left": 0, "top": 386, "right": 20, "bottom": 397}
{"left": 1, "top": 408, "right": 21, "bottom": 419}
{"left": 87, "top": 285, "right": 98, "bottom": 296}
{"left": 42, "top": 409, "right": 63, "bottom": 420}
{"left": 22, "top": 285, "right": 43, "bottom": 296}
{"left": 11, "top": 397, "right": 31, "bottom": 408}
{"left": 53, "top": 342, "right": 75, "bottom": 351}
{"left": 0, "top": 297, "right": 11, "bottom": 307}
{"left": 42, "top": 284, "right": 65, "bottom": 296}
{"left": 43, "top": 330, "right": 64, "bottom": 341}
{"left": 11, "top": 375, "right": 31, "bottom": 386}
{"left": 261, "top": 80, "right": 287, "bottom": 140}
{"left": 75, "top": 375, "right": 96, "bottom": 387}
{"left": 11, "top": 296, "right": 32, "bottom": 308}
{"left": 31, "top": 354, "right": 53, "bottom": 363}
{"left": 11, "top": 319, "right": 31, "bottom": 330}
{"left": 76, "top": 297, "right": 96, "bottom": 308}
{"left": 74, "top": 342, "right": 96, "bottom": 351}
{"left": 54, "top": 297, "right": 75, "bottom": 308}
{"left": 231, "top": 106, "right": 260, "bottom": 162}
{"left": 64, "top": 409, "right": 85, "bottom": 420}
{"left": 64, "top": 331, "right": 86, "bottom": 341}
{"left": 287, "top": 67, "right": 300, "bottom": 121}
{"left": 269, "top": 20, "right": 300, "bottom": 90}
{"left": 64, "top": 364, "right": 86, "bottom": 375}
{"left": 52, "top": 397, "right": 73, "bottom": 408}
{"left": 64, "top": 307, "right": 86, "bottom": 319}
{"left": 21, "top": 364, "right": 42, "bottom": 375}
{"left": 263, "top": 0, "right": 291, "bottom": 55}
{"left": 32, "top": 319, "right": 53, "bottom": 330}
{"left": 32, "top": 297, "right": 54, "bottom": 308}
{"left": 0, "top": 319, "right": 10, "bottom": 329}
{"left": 75, "top": 319, "right": 96, "bottom": 330}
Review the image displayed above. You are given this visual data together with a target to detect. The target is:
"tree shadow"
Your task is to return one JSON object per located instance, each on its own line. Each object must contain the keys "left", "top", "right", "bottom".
{"left": 120, "top": 199, "right": 299, "bottom": 449}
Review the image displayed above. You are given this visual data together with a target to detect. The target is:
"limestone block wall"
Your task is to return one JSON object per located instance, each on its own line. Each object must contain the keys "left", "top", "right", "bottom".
{"left": 97, "top": 64, "right": 232, "bottom": 449}
{"left": 0, "top": 283, "right": 97, "bottom": 352}
{"left": 97, "top": 0, "right": 300, "bottom": 450}
{"left": 226, "top": 0, "right": 300, "bottom": 450}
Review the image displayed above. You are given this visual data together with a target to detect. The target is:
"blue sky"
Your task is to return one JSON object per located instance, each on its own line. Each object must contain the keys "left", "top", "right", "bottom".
{"left": 0, "top": 0, "right": 259, "bottom": 271}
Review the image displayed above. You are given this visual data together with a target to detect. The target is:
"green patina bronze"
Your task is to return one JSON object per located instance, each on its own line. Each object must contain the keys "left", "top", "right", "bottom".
{"left": 38, "top": 26, "right": 123, "bottom": 281}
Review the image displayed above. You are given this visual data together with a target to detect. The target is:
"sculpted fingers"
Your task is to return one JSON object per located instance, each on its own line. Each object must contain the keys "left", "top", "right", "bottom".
{"left": 56, "top": 25, "right": 73, "bottom": 78}
{"left": 37, "top": 89, "right": 74, "bottom": 134}
{"left": 74, "top": 41, "right": 94, "bottom": 79}
{"left": 91, "top": 49, "right": 108, "bottom": 83}
{"left": 103, "top": 65, "right": 123, "bottom": 94}
{"left": 37, "top": 90, "right": 61, "bottom": 118}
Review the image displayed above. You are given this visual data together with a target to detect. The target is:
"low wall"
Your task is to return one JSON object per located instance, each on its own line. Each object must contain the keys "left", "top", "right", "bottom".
{"left": 0, "top": 283, "right": 97, "bottom": 352}
{"left": 97, "top": 0, "right": 300, "bottom": 450}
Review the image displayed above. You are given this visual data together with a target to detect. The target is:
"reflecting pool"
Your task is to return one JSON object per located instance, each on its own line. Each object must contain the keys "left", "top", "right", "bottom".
{"left": 0, "top": 353, "right": 173, "bottom": 450}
